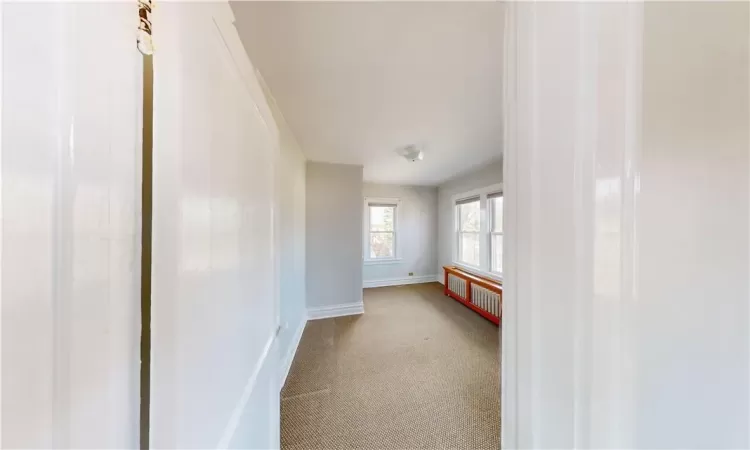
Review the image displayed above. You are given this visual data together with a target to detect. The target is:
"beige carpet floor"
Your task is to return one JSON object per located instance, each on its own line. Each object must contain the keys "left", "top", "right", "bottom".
{"left": 281, "top": 282, "right": 500, "bottom": 450}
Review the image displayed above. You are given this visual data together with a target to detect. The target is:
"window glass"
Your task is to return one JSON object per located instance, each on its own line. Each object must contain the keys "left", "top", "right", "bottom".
{"left": 458, "top": 201, "right": 480, "bottom": 232}
{"left": 460, "top": 232, "right": 480, "bottom": 266}
{"left": 491, "top": 234, "right": 502, "bottom": 273}
{"left": 369, "top": 231, "right": 394, "bottom": 258}
{"left": 457, "top": 199, "right": 481, "bottom": 266}
{"left": 490, "top": 195, "right": 503, "bottom": 232}
{"left": 489, "top": 194, "right": 503, "bottom": 273}
{"left": 367, "top": 204, "right": 396, "bottom": 260}
{"left": 369, "top": 206, "right": 394, "bottom": 232}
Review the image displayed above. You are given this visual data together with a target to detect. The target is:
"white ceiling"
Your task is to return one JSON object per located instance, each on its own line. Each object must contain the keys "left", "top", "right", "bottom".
{"left": 232, "top": 2, "right": 504, "bottom": 186}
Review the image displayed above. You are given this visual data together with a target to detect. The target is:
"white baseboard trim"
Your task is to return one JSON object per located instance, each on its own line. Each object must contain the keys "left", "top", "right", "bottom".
{"left": 279, "top": 318, "right": 307, "bottom": 389}
{"left": 307, "top": 303, "right": 365, "bottom": 321}
{"left": 363, "top": 274, "right": 439, "bottom": 289}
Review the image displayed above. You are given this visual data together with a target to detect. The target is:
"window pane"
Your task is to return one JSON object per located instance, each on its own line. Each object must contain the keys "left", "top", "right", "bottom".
{"left": 491, "top": 234, "right": 503, "bottom": 273}
{"left": 370, "top": 206, "right": 395, "bottom": 231}
{"left": 369, "top": 231, "right": 394, "bottom": 258}
{"left": 491, "top": 195, "right": 503, "bottom": 232}
{"left": 459, "top": 232, "right": 480, "bottom": 266}
{"left": 458, "top": 201, "right": 480, "bottom": 232}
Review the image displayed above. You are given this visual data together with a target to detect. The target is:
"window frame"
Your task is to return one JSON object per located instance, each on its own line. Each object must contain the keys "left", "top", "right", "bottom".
{"left": 488, "top": 193, "right": 503, "bottom": 274}
{"left": 363, "top": 197, "right": 402, "bottom": 265}
{"left": 451, "top": 184, "right": 503, "bottom": 280}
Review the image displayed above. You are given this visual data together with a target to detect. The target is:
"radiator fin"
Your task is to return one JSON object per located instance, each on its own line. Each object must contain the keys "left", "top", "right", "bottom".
{"left": 471, "top": 283, "right": 501, "bottom": 317}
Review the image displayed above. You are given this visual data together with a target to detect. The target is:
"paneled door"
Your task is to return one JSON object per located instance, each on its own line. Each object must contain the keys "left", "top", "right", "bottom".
{"left": 150, "top": 3, "right": 281, "bottom": 448}
{"left": 1, "top": 2, "right": 143, "bottom": 448}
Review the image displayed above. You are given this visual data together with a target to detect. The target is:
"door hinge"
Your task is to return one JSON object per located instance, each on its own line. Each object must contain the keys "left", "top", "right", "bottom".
{"left": 137, "top": 0, "right": 154, "bottom": 55}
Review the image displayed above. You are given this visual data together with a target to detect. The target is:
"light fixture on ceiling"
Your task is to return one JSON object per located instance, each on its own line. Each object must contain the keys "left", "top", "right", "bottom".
{"left": 396, "top": 145, "right": 424, "bottom": 162}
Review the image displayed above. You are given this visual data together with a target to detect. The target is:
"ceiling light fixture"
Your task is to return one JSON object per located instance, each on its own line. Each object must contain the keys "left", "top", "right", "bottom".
{"left": 396, "top": 145, "right": 424, "bottom": 162}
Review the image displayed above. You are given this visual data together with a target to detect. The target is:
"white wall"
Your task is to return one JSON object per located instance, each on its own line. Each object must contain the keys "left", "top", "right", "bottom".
{"left": 1, "top": 3, "right": 142, "bottom": 447}
{"left": 306, "top": 162, "right": 363, "bottom": 312}
{"left": 260, "top": 76, "right": 307, "bottom": 384}
{"left": 150, "top": 3, "right": 280, "bottom": 449}
{"left": 503, "top": 2, "right": 749, "bottom": 448}
{"left": 436, "top": 160, "right": 503, "bottom": 278}
{"left": 634, "top": 3, "right": 749, "bottom": 447}
{"left": 362, "top": 184, "right": 438, "bottom": 285}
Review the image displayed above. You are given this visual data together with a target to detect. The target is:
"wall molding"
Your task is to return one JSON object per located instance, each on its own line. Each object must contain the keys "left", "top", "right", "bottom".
{"left": 279, "top": 318, "right": 307, "bottom": 389}
{"left": 307, "top": 303, "right": 365, "bottom": 320}
{"left": 363, "top": 275, "right": 439, "bottom": 289}
{"left": 210, "top": 2, "right": 278, "bottom": 142}
{"left": 216, "top": 332, "right": 275, "bottom": 449}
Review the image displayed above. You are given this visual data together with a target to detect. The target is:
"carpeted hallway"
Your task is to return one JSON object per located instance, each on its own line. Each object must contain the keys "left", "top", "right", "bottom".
{"left": 281, "top": 282, "right": 500, "bottom": 449}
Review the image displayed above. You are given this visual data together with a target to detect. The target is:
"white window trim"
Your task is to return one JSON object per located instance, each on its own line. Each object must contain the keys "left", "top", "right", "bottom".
{"left": 452, "top": 183, "right": 503, "bottom": 281}
{"left": 363, "top": 197, "right": 402, "bottom": 265}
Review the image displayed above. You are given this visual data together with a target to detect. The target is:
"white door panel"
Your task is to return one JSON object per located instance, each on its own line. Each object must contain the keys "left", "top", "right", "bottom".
{"left": 151, "top": 3, "right": 279, "bottom": 448}
{"left": 504, "top": 3, "right": 749, "bottom": 448}
{"left": 2, "top": 2, "right": 142, "bottom": 448}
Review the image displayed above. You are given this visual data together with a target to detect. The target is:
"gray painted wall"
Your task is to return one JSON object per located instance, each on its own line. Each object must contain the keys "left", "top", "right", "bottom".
{"left": 363, "top": 184, "right": 438, "bottom": 282}
{"left": 306, "top": 162, "right": 364, "bottom": 308}
{"left": 437, "top": 160, "right": 503, "bottom": 278}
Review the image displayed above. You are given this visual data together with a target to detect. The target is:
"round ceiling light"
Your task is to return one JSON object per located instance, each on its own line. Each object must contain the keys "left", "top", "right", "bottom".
{"left": 396, "top": 145, "right": 424, "bottom": 162}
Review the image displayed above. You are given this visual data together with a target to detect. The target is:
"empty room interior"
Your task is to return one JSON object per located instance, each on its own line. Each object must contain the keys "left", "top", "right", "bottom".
{"left": 4, "top": 0, "right": 748, "bottom": 449}
{"left": 232, "top": 2, "right": 504, "bottom": 448}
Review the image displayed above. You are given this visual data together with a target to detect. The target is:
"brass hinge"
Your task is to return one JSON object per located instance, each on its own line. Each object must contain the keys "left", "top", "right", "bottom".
{"left": 137, "top": 0, "right": 154, "bottom": 55}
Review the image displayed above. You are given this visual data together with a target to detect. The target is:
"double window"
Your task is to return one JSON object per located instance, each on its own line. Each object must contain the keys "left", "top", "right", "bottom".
{"left": 454, "top": 185, "right": 503, "bottom": 277}
{"left": 364, "top": 198, "right": 400, "bottom": 263}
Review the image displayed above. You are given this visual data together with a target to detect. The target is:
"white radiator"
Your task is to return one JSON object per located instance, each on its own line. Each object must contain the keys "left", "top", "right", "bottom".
{"left": 471, "top": 283, "right": 501, "bottom": 317}
{"left": 448, "top": 273, "right": 466, "bottom": 299}
{"left": 447, "top": 273, "right": 501, "bottom": 318}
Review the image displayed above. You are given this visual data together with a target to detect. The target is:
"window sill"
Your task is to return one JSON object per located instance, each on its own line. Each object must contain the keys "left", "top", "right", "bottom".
{"left": 451, "top": 262, "right": 503, "bottom": 283}
{"left": 364, "top": 258, "right": 403, "bottom": 266}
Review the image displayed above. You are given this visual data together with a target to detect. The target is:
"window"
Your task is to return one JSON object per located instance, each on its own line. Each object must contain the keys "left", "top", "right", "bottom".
{"left": 452, "top": 184, "right": 503, "bottom": 278}
{"left": 364, "top": 198, "right": 399, "bottom": 262}
{"left": 457, "top": 197, "right": 481, "bottom": 267}
{"left": 489, "top": 193, "right": 503, "bottom": 273}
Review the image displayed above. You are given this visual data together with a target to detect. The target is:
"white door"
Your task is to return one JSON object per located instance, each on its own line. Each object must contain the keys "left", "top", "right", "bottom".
{"left": 503, "top": 2, "right": 749, "bottom": 448}
{"left": 1, "top": 2, "right": 143, "bottom": 448}
{"left": 150, "top": 2, "right": 281, "bottom": 448}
